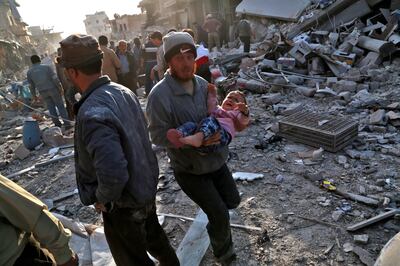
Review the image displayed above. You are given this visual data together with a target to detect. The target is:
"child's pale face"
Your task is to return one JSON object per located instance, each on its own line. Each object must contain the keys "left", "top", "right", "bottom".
{"left": 221, "top": 92, "right": 245, "bottom": 111}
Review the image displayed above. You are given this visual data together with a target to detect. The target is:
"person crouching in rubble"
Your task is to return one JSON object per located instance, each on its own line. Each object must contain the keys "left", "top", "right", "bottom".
{"left": 57, "top": 34, "right": 179, "bottom": 266}
{"left": 147, "top": 32, "right": 241, "bottom": 265}
{"left": 167, "top": 88, "right": 249, "bottom": 151}
{"left": 0, "top": 174, "right": 78, "bottom": 266}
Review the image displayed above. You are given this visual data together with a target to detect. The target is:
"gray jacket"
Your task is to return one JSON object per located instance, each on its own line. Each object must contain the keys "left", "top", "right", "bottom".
{"left": 147, "top": 73, "right": 228, "bottom": 175}
{"left": 27, "top": 63, "right": 60, "bottom": 96}
{"left": 74, "top": 76, "right": 158, "bottom": 208}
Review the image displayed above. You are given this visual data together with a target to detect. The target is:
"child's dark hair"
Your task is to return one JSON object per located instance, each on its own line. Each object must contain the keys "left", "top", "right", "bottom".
{"left": 230, "top": 90, "right": 247, "bottom": 105}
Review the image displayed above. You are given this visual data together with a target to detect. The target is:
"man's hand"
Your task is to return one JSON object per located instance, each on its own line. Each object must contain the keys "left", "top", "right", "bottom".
{"left": 59, "top": 252, "right": 79, "bottom": 266}
{"left": 202, "top": 131, "right": 221, "bottom": 146}
{"left": 94, "top": 202, "right": 107, "bottom": 213}
{"left": 235, "top": 102, "right": 249, "bottom": 116}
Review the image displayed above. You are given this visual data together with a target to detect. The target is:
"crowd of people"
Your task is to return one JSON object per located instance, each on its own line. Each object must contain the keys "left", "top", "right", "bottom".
{"left": 2, "top": 14, "right": 254, "bottom": 266}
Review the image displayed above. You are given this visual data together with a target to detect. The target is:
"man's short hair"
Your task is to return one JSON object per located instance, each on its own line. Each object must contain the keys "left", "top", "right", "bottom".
{"left": 73, "top": 60, "right": 102, "bottom": 75}
{"left": 98, "top": 35, "right": 108, "bottom": 46}
{"left": 150, "top": 31, "right": 163, "bottom": 41}
{"left": 30, "top": 55, "right": 41, "bottom": 64}
{"left": 133, "top": 37, "right": 141, "bottom": 46}
{"left": 182, "top": 29, "right": 195, "bottom": 39}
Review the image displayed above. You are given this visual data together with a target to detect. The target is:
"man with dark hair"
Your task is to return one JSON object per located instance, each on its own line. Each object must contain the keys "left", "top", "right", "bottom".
{"left": 98, "top": 35, "right": 121, "bottom": 83}
{"left": 57, "top": 34, "right": 179, "bottom": 265}
{"left": 147, "top": 32, "right": 240, "bottom": 265}
{"left": 237, "top": 14, "right": 252, "bottom": 53}
{"left": 143, "top": 31, "right": 163, "bottom": 95}
{"left": 27, "top": 55, "right": 71, "bottom": 129}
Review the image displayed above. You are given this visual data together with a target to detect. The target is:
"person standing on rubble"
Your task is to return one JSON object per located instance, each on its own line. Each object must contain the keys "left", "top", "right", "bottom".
{"left": 144, "top": 31, "right": 163, "bottom": 96}
{"left": 237, "top": 14, "right": 252, "bottom": 53}
{"left": 147, "top": 32, "right": 240, "bottom": 266}
{"left": 57, "top": 34, "right": 179, "bottom": 266}
{"left": 116, "top": 40, "right": 137, "bottom": 94}
{"left": 27, "top": 55, "right": 72, "bottom": 130}
{"left": 98, "top": 35, "right": 121, "bottom": 83}
{"left": 202, "top": 14, "right": 222, "bottom": 51}
{"left": 0, "top": 174, "right": 79, "bottom": 266}
{"left": 55, "top": 48, "right": 77, "bottom": 120}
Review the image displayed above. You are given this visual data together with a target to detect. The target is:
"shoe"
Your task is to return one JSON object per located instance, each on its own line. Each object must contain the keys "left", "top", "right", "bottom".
{"left": 166, "top": 129, "right": 184, "bottom": 148}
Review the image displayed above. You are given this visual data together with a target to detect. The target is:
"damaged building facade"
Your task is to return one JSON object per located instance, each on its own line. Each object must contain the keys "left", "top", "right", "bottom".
{"left": 109, "top": 13, "right": 146, "bottom": 41}
{"left": 138, "top": 0, "right": 241, "bottom": 35}
{"left": 0, "top": 0, "right": 33, "bottom": 82}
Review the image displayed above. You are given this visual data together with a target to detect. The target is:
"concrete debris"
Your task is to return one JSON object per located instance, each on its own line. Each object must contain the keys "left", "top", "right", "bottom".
{"left": 2, "top": 1, "right": 400, "bottom": 265}
{"left": 232, "top": 172, "right": 264, "bottom": 181}
{"left": 354, "top": 234, "right": 369, "bottom": 244}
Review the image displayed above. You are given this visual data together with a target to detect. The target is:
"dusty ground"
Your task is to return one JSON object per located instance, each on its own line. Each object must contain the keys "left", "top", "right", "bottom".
{"left": 1, "top": 63, "right": 400, "bottom": 265}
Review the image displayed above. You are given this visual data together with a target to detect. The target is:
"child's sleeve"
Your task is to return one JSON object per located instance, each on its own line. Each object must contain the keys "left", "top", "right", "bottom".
{"left": 233, "top": 110, "right": 250, "bottom": 132}
{"left": 207, "top": 84, "right": 218, "bottom": 115}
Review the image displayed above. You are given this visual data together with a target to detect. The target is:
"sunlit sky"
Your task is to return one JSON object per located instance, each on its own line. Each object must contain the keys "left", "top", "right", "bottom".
{"left": 17, "top": 0, "right": 142, "bottom": 37}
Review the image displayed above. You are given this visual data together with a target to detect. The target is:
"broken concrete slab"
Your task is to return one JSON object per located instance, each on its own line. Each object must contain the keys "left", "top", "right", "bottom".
{"left": 177, "top": 209, "right": 210, "bottom": 266}
{"left": 357, "top": 52, "right": 382, "bottom": 68}
{"left": 261, "top": 93, "right": 283, "bottom": 106}
{"left": 319, "top": 0, "right": 372, "bottom": 32}
{"left": 352, "top": 246, "right": 374, "bottom": 266}
{"left": 354, "top": 234, "right": 369, "bottom": 244}
{"left": 357, "top": 36, "right": 396, "bottom": 57}
{"left": 14, "top": 144, "right": 30, "bottom": 160}
{"left": 236, "top": 0, "right": 311, "bottom": 22}
{"left": 334, "top": 80, "right": 357, "bottom": 93}
{"left": 369, "top": 109, "right": 386, "bottom": 125}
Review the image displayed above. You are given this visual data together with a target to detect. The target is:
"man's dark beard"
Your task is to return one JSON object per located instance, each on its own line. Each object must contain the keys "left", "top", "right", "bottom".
{"left": 170, "top": 68, "right": 195, "bottom": 82}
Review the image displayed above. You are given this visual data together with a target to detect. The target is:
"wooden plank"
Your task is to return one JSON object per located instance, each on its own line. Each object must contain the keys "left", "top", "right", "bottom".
{"left": 176, "top": 209, "right": 210, "bottom": 266}
{"left": 347, "top": 209, "right": 400, "bottom": 231}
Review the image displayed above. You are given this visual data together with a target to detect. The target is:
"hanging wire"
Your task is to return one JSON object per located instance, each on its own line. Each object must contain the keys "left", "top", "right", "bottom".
{"left": 0, "top": 91, "right": 75, "bottom": 124}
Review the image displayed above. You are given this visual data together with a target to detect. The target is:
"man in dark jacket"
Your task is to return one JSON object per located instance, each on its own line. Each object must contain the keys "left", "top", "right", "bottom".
{"left": 57, "top": 34, "right": 179, "bottom": 266}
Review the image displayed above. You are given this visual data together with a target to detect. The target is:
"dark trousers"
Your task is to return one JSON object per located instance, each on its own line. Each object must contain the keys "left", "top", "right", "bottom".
{"left": 118, "top": 73, "right": 137, "bottom": 95}
{"left": 174, "top": 164, "right": 240, "bottom": 259}
{"left": 14, "top": 236, "right": 55, "bottom": 266}
{"left": 64, "top": 86, "right": 77, "bottom": 120}
{"left": 196, "top": 63, "right": 211, "bottom": 83}
{"left": 102, "top": 204, "right": 179, "bottom": 266}
{"left": 240, "top": 36, "right": 251, "bottom": 53}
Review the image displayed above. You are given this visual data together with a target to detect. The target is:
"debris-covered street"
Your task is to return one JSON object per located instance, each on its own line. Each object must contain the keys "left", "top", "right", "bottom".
{"left": 1, "top": 0, "right": 400, "bottom": 265}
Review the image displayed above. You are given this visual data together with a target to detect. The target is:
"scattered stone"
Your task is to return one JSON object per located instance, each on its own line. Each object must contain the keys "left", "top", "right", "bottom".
{"left": 332, "top": 210, "right": 344, "bottom": 222}
{"left": 334, "top": 80, "right": 357, "bottom": 93}
{"left": 354, "top": 234, "right": 369, "bottom": 245}
{"left": 369, "top": 109, "right": 386, "bottom": 125}
{"left": 343, "top": 242, "right": 353, "bottom": 253}
{"left": 232, "top": 172, "right": 264, "bottom": 181}
{"left": 261, "top": 93, "right": 282, "bottom": 106}
{"left": 14, "top": 144, "right": 30, "bottom": 160}
{"left": 337, "top": 155, "right": 347, "bottom": 165}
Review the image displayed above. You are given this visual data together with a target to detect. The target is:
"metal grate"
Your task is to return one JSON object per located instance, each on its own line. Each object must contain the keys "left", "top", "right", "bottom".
{"left": 278, "top": 111, "right": 358, "bottom": 152}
